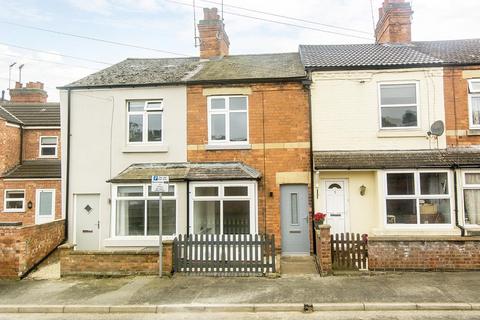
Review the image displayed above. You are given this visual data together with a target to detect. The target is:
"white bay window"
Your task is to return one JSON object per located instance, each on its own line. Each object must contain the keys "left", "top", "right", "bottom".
{"left": 385, "top": 171, "right": 452, "bottom": 226}
{"left": 113, "top": 184, "right": 176, "bottom": 237}
{"left": 463, "top": 172, "right": 480, "bottom": 226}
{"left": 190, "top": 182, "right": 257, "bottom": 235}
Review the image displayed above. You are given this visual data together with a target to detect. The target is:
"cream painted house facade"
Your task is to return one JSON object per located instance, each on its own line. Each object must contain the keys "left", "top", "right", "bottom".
{"left": 308, "top": 67, "right": 460, "bottom": 236}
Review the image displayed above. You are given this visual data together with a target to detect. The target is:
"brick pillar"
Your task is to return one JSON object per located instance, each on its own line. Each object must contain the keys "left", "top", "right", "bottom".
{"left": 315, "top": 225, "right": 332, "bottom": 275}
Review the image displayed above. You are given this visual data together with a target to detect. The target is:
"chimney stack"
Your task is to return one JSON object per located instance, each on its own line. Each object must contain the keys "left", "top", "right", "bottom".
{"left": 375, "top": 0, "right": 413, "bottom": 44}
{"left": 197, "top": 7, "right": 230, "bottom": 59}
{"left": 9, "top": 81, "right": 48, "bottom": 103}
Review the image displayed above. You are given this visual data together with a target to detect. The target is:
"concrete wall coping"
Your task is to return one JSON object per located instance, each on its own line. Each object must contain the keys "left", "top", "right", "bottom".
{"left": 369, "top": 235, "right": 480, "bottom": 242}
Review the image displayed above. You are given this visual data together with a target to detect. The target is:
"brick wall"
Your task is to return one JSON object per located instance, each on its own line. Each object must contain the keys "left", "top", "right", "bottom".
{"left": 368, "top": 236, "right": 480, "bottom": 271}
{"left": 0, "top": 120, "right": 21, "bottom": 175}
{"left": 315, "top": 225, "right": 332, "bottom": 275}
{"left": 444, "top": 66, "right": 480, "bottom": 147}
{"left": 0, "top": 219, "right": 65, "bottom": 278}
{"left": 59, "top": 241, "right": 173, "bottom": 276}
{"left": 187, "top": 82, "right": 312, "bottom": 251}
{"left": 0, "top": 179, "right": 61, "bottom": 225}
{"left": 23, "top": 129, "right": 61, "bottom": 160}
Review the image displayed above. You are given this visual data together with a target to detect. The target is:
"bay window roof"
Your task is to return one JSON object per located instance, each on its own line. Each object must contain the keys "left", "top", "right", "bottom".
{"left": 109, "top": 162, "right": 261, "bottom": 183}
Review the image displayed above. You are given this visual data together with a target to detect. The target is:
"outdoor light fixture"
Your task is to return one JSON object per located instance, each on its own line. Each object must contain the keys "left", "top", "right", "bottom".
{"left": 360, "top": 185, "right": 366, "bottom": 196}
{"left": 27, "top": 201, "right": 33, "bottom": 209}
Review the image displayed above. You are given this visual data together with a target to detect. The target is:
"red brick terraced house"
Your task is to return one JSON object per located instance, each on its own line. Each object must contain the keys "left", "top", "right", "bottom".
{"left": 0, "top": 81, "right": 64, "bottom": 279}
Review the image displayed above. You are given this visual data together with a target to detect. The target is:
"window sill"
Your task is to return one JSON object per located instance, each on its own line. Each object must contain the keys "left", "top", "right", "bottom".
{"left": 104, "top": 236, "right": 174, "bottom": 247}
{"left": 3, "top": 210, "right": 25, "bottom": 214}
{"left": 205, "top": 144, "right": 252, "bottom": 150}
{"left": 122, "top": 145, "right": 169, "bottom": 153}
{"left": 377, "top": 130, "right": 426, "bottom": 138}
{"left": 467, "top": 129, "right": 480, "bottom": 136}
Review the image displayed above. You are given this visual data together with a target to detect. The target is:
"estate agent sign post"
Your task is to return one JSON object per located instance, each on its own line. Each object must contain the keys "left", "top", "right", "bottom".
{"left": 151, "top": 175, "right": 169, "bottom": 277}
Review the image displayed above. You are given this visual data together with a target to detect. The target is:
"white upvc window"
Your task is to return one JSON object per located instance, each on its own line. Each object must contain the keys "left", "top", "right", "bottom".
{"left": 127, "top": 100, "right": 163, "bottom": 144}
{"left": 462, "top": 171, "right": 480, "bottom": 226}
{"left": 379, "top": 82, "right": 419, "bottom": 129}
{"left": 384, "top": 170, "right": 453, "bottom": 227}
{"left": 35, "top": 189, "right": 55, "bottom": 224}
{"left": 468, "top": 79, "right": 480, "bottom": 129}
{"left": 4, "top": 190, "right": 25, "bottom": 212}
{"left": 39, "top": 136, "right": 58, "bottom": 158}
{"left": 207, "top": 96, "right": 249, "bottom": 145}
{"left": 112, "top": 184, "right": 177, "bottom": 238}
{"left": 190, "top": 181, "right": 257, "bottom": 235}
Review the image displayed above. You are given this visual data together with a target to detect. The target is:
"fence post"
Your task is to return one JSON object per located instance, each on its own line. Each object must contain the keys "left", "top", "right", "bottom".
{"left": 315, "top": 225, "right": 332, "bottom": 275}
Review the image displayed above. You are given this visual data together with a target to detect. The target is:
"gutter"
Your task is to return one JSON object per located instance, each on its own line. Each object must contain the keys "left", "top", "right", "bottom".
{"left": 64, "top": 89, "right": 71, "bottom": 243}
{"left": 452, "top": 165, "right": 466, "bottom": 237}
{"left": 302, "top": 74, "right": 317, "bottom": 253}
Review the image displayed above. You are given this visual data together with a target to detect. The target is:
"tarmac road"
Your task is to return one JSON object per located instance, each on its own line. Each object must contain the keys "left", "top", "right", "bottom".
{"left": 1, "top": 311, "right": 480, "bottom": 320}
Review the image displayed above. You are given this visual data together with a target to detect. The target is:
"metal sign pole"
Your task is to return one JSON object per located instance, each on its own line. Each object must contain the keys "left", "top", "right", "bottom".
{"left": 159, "top": 192, "right": 163, "bottom": 277}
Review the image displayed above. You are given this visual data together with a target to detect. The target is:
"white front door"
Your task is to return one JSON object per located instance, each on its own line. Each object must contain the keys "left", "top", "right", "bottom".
{"left": 35, "top": 189, "right": 56, "bottom": 225}
{"left": 324, "top": 180, "right": 348, "bottom": 234}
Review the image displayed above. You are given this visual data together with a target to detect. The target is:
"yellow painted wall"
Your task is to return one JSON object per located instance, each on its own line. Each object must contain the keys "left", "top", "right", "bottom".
{"left": 315, "top": 171, "right": 378, "bottom": 235}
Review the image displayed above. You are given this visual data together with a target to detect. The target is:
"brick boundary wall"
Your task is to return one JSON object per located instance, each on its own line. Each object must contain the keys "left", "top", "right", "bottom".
{"left": 368, "top": 236, "right": 480, "bottom": 271}
{"left": 0, "top": 219, "right": 65, "bottom": 279}
{"left": 315, "top": 225, "right": 332, "bottom": 275}
{"left": 59, "top": 241, "right": 173, "bottom": 277}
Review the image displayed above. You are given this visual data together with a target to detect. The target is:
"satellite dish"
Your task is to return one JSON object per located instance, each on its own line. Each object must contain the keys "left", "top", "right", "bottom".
{"left": 429, "top": 120, "right": 445, "bottom": 137}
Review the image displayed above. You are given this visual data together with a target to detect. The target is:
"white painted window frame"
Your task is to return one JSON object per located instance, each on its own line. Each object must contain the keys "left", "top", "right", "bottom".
{"left": 4, "top": 189, "right": 25, "bottom": 213}
{"left": 461, "top": 170, "right": 480, "bottom": 227}
{"left": 126, "top": 100, "right": 164, "bottom": 145}
{"left": 35, "top": 189, "right": 56, "bottom": 224}
{"left": 39, "top": 136, "right": 58, "bottom": 158}
{"left": 111, "top": 183, "right": 177, "bottom": 240}
{"left": 189, "top": 181, "right": 258, "bottom": 235}
{"left": 378, "top": 81, "right": 420, "bottom": 130}
{"left": 207, "top": 95, "right": 249, "bottom": 145}
{"left": 468, "top": 79, "right": 480, "bottom": 129}
{"left": 383, "top": 170, "right": 454, "bottom": 229}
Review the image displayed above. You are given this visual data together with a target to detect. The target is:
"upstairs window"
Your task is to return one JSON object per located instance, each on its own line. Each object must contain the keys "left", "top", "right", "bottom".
{"left": 463, "top": 172, "right": 480, "bottom": 225}
{"left": 208, "top": 96, "right": 248, "bottom": 144}
{"left": 468, "top": 79, "right": 480, "bottom": 129}
{"left": 127, "top": 100, "right": 163, "bottom": 144}
{"left": 379, "top": 83, "right": 418, "bottom": 129}
{"left": 39, "top": 136, "right": 58, "bottom": 158}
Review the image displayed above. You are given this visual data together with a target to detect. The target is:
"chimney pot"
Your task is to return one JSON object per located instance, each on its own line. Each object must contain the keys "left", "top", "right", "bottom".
{"left": 15, "top": 82, "right": 22, "bottom": 89}
{"left": 9, "top": 80, "right": 48, "bottom": 103}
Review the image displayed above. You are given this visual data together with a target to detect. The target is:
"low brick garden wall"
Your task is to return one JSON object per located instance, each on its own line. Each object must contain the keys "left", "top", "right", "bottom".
{"left": 369, "top": 236, "right": 480, "bottom": 271}
{"left": 59, "top": 241, "right": 173, "bottom": 277}
{"left": 0, "top": 219, "right": 65, "bottom": 279}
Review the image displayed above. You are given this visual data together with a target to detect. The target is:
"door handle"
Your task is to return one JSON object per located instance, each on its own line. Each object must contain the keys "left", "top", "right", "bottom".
{"left": 96, "top": 221, "right": 100, "bottom": 229}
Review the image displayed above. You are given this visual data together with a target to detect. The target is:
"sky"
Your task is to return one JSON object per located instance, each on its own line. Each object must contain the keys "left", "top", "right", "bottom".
{"left": 0, "top": 0, "right": 479, "bottom": 101}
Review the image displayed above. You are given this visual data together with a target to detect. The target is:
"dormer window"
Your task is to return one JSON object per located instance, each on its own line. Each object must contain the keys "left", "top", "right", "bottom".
{"left": 468, "top": 79, "right": 480, "bottom": 129}
{"left": 39, "top": 136, "right": 58, "bottom": 158}
{"left": 127, "top": 100, "right": 163, "bottom": 144}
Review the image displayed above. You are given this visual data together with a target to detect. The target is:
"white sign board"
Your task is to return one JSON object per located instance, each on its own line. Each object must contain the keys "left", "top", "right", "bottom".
{"left": 151, "top": 176, "right": 169, "bottom": 193}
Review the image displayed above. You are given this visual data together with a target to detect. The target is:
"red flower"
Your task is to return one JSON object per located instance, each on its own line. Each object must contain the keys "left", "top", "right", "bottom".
{"left": 314, "top": 212, "right": 326, "bottom": 222}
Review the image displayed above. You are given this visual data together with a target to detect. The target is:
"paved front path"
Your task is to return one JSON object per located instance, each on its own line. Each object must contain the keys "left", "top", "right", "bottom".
{"left": 0, "top": 272, "right": 479, "bottom": 305}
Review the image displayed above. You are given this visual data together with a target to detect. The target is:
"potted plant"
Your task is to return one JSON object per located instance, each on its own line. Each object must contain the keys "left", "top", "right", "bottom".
{"left": 313, "top": 212, "right": 327, "bottom": 229}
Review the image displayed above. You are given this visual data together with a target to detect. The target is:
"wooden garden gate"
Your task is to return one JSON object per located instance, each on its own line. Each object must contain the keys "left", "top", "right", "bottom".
{"left": 331, "top": 233, "right": 368, "bottom": 270}
{"left": 173, "top": 234, "right": 276, "bottom": 276}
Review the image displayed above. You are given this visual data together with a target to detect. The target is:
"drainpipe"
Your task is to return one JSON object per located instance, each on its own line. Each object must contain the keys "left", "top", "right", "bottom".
{"left": 64, "top": 89, "right": 71, "bottom": 243}
{"left": 303, "top": 73, "right": 317, "bottom": 253}
{"left": 186, "top": 180, "right": 190, "bottom": 235}
{"left": 19, "top": 125, "right": 23, "bottom": 164}
{"left": 453, "top": 165, "right": 466, "bottom": 237}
